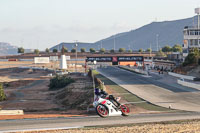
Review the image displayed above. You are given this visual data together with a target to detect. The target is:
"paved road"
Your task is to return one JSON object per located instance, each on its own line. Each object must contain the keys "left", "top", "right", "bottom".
{"left": 97, "top": 66, "right": 200, "bottom": 112}
{"left": 1, "top": 112, "right": 200, "bottom": 132}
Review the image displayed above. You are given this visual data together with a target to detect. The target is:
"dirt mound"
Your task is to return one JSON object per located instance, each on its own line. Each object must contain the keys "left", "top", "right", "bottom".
{"left": 4, "top": 80, "right": 33, "bottom": 89}
{"left": 187, "top": 66, "right": 200, "bottom": 78}
{"left": 54, "top": 75, "right": 93, "bottom": 110}
{"left": 173, "top": 65, "right": 199, "bottom": 76}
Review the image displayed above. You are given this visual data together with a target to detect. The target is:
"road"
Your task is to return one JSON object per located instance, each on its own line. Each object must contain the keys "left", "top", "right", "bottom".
{"left": 1, "top": 112, "right": 200, "bottom": 132}
{"left": 97, "top": 66, "right": 200, "bottom": 112}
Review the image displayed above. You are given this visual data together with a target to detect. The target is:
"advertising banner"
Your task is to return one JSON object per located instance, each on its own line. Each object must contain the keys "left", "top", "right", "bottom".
{"left": 50, "top": 56, "right": 58, "bottom": 61}
{"left": 34, "top": 57, "right": 50, "bottom": 64}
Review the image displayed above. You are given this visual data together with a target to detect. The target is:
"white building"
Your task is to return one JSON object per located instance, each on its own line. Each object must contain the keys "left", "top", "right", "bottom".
{"left": 183, "top": 8, "right": 200, "bottom": 58}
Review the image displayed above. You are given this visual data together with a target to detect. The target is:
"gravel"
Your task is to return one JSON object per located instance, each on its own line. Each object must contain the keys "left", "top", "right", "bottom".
{"left": 20, "top": 119, "right": 200, "bottom": 133}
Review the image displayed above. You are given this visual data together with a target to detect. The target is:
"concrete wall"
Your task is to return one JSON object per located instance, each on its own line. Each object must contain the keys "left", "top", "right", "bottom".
{"left": 0, "top": 110, "right": 24, "bottom": 115}
{"left": 119, "top": 66, "right": 148, "bottom": 75}
{"left": 177, "top": 79, "right": 200, "bottom": 90}
{"left": 168, "top": 72, "right": 195, "bottom": 80}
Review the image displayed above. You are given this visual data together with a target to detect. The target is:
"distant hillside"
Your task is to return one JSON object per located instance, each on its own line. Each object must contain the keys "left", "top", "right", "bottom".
{"left": 94, "top": 16, "right": 197, "bottom": 51}
{"left": 0, "top": 42, "right": 18, "bottom": 55}
{"left": 51, "top": 16, "right": 197, "bottom": 51}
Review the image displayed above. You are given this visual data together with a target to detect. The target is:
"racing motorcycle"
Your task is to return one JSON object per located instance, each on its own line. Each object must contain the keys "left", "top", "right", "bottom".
{"left": 93, "top": 90, "right": 130, "bottom": 117}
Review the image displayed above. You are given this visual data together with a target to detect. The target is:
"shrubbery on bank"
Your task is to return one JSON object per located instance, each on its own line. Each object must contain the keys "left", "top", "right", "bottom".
{"left": 49, "top": 75, "right": 75, "bottom": 90}
{"left": 0, "top": 83, "right": 6, "bottom": 101}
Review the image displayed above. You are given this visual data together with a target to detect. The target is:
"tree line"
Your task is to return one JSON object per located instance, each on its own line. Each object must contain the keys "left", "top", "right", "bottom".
{"left": 18, "top": 44, "right": 183, "bottom": 54}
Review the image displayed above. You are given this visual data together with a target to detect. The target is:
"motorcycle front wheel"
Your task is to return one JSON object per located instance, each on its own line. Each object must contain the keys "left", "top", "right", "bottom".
{"left": 96, "top": 104, "right": 109, "bottom": 118}
{"left": 120, "top": 104, "right": 130, "bottom": 116}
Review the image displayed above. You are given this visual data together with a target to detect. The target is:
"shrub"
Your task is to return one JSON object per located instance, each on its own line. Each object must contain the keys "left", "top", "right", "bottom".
{"left": 49, "top": 75, "right": 75, "bottom": 90}
{"left": 0, "top": 83, "right": 6, "bottom": 101}
{"left": 119, "top": 48, "right": 126, "bottom": 53}
{"left": 89, "top": 48, "right": 96, "bottom": 53}
{"left": 183, "top": 53, "right": 198, "bottom": 66}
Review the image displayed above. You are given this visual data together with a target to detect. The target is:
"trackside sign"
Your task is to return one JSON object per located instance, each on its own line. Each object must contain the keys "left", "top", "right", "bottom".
{"left": 86, "top": 57, "right": 112, "bottom": 62}
{"left": 86, "top": 56, "right": 143, "bottom": 62}
{"left": 118, "top": 56, "right": 143, "bottom": 61}
{"left": 34, "top": 57, "right": 50, "bottom": 64}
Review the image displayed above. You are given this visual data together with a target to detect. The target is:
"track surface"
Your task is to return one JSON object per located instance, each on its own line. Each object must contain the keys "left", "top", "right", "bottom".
{"left": 97, "top": 66, "right": 200, "bottom": 112}
{"left": 1, "top": 112, "right": 200, "bottom": 132}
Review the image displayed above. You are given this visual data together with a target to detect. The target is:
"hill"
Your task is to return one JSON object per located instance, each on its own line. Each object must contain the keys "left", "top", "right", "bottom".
{"left": 0, "top": 42, "right": 18, "bottom": 55}
{"left": 94, "top": 16, "right": 196, "bottom": 51}
{"left": 51, "top": 16, "right": 197, "bottom": 51}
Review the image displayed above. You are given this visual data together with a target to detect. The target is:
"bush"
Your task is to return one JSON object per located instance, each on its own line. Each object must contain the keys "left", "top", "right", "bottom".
{"left": 49, "top": 75, "right": 75, "bottom": 90}
{"left": 183, "top": 53, "right": 198, "bottom": 66}
{"left": 0, "top": 83, "right": 6, "bottom": 101}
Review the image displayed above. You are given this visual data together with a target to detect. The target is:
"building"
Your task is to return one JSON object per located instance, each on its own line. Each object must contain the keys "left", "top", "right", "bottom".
{"left": 183, "top": 8, "right": 200, "bottom": 59}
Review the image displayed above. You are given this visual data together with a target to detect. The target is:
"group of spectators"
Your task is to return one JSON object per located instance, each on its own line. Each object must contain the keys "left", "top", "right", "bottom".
{"left": 153, "top": 66, "right": 174, "bottom": 74}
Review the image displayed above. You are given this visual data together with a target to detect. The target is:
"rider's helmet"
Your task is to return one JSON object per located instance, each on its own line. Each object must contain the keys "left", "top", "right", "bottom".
{"left": 95, "top": 88, "right": 101, "bottom": 95}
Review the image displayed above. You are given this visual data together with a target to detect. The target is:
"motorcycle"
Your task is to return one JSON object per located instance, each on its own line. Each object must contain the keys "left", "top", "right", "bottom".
{"left": 93, "top": 93, "right": 130, "bottom": 117}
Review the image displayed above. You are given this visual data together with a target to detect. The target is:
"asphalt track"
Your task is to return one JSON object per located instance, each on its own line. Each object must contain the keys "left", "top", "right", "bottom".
{"left": 97, "top": 66, "right": 200, "bottom": 112}
{"left": 1, "top": 112, "right": 200, "bottom": 132}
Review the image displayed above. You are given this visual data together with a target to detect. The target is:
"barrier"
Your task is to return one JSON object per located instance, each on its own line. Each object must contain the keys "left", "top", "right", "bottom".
{"left": 19, "top": 59, "right": 34, "bottom": 61}
{"left": 0, "top": 110, "right": 24, "bottom": 115}
{"left": 0, "top": 59, "right": 8, "bottom": 61}
{"left": 168, "top": 72, "right": 195, "bottom": 80}
{"left": 119, "top": 66, "right": 148, "bottom": 75}
{"left": 177, "top": 79, "right": 200, "bottom": 90}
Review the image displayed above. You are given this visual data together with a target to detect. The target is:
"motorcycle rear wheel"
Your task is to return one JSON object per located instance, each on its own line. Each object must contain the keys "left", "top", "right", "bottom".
{"left": 96, "top": 104, "right": 109, "bottom": 118}
{"left": 120, "top": 104, "right": 130, "bottom": 116}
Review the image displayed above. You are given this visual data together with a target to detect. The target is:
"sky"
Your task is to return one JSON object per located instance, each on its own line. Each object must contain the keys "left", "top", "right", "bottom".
{"left": 0, "top": 0, "right": 199, "bottom": 50}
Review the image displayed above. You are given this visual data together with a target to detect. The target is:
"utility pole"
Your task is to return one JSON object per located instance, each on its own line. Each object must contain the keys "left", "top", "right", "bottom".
{"left": 114, "top": 35, "right": 116, "bottom": 51}
{"left": 132, "top": 41, "right": 134, "bottom": 52}
{"left": 150, "top": 43, "right": 152, "bottom": 57}
{"left": 74, "top": 40, "right": 78, "bottom": 73}
{"left": 195, "top": 8, "right": 200, "bottom": 29}
{"left": 156, "top": 34, "right": 159, "bottom": 51}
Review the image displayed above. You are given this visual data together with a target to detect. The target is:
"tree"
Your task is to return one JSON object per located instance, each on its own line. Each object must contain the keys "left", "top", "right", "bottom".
{"left": 119, "top": 48, "right": 126, "bottom": 53}
{"left": 183, "top": 48, "right": 200, "bottom": 66}
{"left": 156, "top": 49, "right": 167, "bottom": 57}
{"left": 172, "top": 44, "right": 182, "bottom": 52}
{"left": 71, "top": 48, "right": 76, "bottom": 53}
{"left": 110, "top": 49, "right": 115, "bottom": 53}
{"left": 162, "top": 45, "right": 172, "bottom": 52}
{"left": 100, "top": 48, "right": 106, "bottom": 53}
{"left": 128, "top": 49, "right": 132, "bottom": 53}
{"left": 45, "top": 48, "right": 50, "bottom": 53}
{"left": 146, "top": 48, "right": 152, "bottom": 52}
{"left": 81, "top": 48, "right": 86, "bottom": 53}
{"left": 0, "top": 83, "right": 6, "bottom": 101}
{"left": 190, "top": 47, "right": 200, "bottom": 56}
{"left": 89, "top": 48, "right": 96, "bottom": 53}
{"left": 63, "top": 47, "right": 68, "bottom": 53}
{"left": 18, "top": 47, "right": 24, "bottom": 54}
{"left": 138, "top": 48, "right": 143, "bottom": 52}
{"left": 34, "top": 49, "right": 39, "bottom": 54}
{"left": 53, "top": 49, "right": 58, "bottom": 53}
{"left": 183, "top": 53, "right": 197, "bottom": 66}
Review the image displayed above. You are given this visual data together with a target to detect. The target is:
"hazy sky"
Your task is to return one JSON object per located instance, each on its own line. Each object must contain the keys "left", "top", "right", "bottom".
{"left": 0, "top": 0, "right": 199, "bottom": 50}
